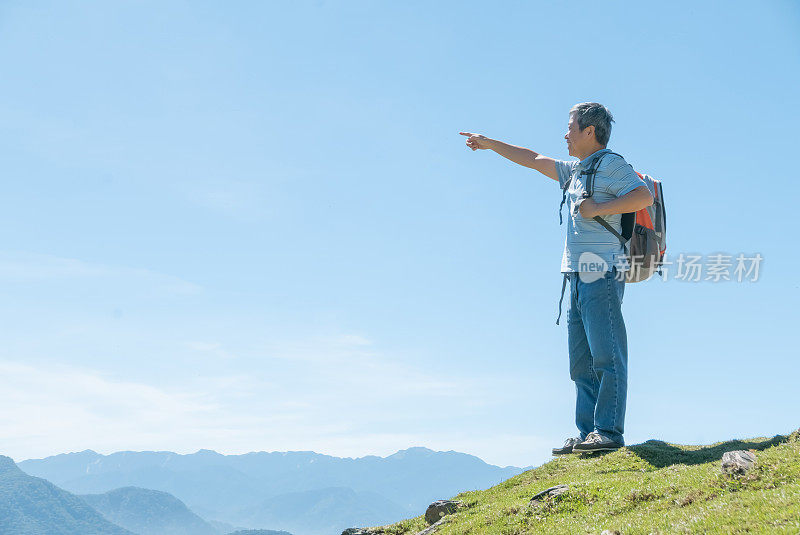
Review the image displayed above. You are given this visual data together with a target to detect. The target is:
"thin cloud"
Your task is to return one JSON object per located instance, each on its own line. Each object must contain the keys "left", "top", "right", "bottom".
{"left": 0, "top": 250, "right": 201, "bottom": 295}
{"left": 186, "top": 341, "right": 236, "bottom": 360}
{"left": 0, "top": 331, "right": 556, "bottom": 467}
{"left": 182, "top": 178, "right": 271, "bottom": 222}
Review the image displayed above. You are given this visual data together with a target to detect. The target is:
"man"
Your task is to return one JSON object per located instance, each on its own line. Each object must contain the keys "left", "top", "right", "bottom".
{"left": 459, "top": 102, "right": 653, "bottom": 454}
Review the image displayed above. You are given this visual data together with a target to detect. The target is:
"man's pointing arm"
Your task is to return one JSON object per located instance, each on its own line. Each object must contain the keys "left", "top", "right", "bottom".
{"left": 459, "top": 132, "right": 559, "bottom": 181}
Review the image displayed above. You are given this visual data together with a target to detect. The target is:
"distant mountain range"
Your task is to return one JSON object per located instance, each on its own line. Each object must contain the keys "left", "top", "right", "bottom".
{"left": 233, "top": 486, "right": 409, "bottom": 535}
{"left": 80, "top": 487, "right": 219, "bottom": 535}
{"left": 18, "top": 446, "right": 525, "bottom": 535}
{"left": 1, "top": 454, "right": 293, "bottom": 535}
{"left": 0, "top": 455, "right": 134, "bottom": 535}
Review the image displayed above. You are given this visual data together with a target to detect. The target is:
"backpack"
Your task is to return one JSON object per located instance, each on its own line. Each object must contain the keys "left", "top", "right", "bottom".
{"left": 559, "top": 151, "right": 667, "bottom": 283}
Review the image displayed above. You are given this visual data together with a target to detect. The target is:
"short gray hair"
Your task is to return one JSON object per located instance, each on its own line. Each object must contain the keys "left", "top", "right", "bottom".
{"left": 570, "top": 102, "right": 615, "bottom": 146}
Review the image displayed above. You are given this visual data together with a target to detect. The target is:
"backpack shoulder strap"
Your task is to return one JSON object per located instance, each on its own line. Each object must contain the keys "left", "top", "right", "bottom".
{"left": 560, "top": 150, "right": 625, "bottom": 223}
{"left": 593, "top": 215, "right": 628, "bottom": 254}
{"left": 579, "top": 151, "right": 609, "bottom": 197}
{"left": 559, "top": 178, "right": 570, "bottom": 225}
{"left": 588, "top": 150, "right": 631, "bottom": 250}
{"left": 558, "top": 163, "right": 574, "bottom": 224}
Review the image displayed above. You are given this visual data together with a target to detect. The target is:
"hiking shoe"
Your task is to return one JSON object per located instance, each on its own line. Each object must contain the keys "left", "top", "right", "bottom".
{"left": 571, "top": 431, "right": 623, "bottom": 453}
{"left": 551, "top": 437, "right": 582, "bottom": 455}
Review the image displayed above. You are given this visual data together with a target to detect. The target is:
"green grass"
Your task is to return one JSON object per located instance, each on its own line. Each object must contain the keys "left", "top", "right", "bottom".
{"left": 372, "top": 429, "right": 800, "bottom": 534}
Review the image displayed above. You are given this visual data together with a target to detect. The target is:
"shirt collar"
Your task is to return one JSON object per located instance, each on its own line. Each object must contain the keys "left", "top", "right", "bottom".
{"left": 577, "top": 148, "right": 611, "bottom": 170}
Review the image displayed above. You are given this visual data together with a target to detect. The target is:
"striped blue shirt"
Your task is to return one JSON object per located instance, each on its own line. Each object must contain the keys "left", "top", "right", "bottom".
{"left": 555, "top": 148, "right": 646, "bottom": 273}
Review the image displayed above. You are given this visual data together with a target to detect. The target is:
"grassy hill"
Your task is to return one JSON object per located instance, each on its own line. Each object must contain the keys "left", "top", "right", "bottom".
{"left": 365, "top": 429, "right": 800, "bottom": 534}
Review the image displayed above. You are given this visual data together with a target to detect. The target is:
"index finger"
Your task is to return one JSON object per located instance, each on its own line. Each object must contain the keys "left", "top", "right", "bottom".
{"left": 458, "top": 132, "right": 475, "bottom": 137}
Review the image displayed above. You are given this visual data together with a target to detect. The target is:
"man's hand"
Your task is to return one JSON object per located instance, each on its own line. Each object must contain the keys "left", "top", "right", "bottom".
{"left": 577, "top": 198, "right": 601, "bottom": 218}
{"left": 459, "top": 132, "right": 493, "bottom": 151}
{"left": 579, "top": 185, "right": 654, "bottom": 218}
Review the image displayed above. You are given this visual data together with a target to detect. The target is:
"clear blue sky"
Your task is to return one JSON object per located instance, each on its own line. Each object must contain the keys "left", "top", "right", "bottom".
{"left": 1, "top": 0, "right": 798, "bottom": 468}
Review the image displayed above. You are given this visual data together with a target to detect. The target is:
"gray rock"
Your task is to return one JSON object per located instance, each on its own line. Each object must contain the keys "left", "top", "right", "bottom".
{"left": 721, "top": 450, "right": 757, "bottom": 475}
{"left": 424, "top": 500, "right": 461, "bottom": 524}
{"left": 341, "top": 529, "right": 382, "bottom": 535}
{"left": 601, "top": 530, "right": 620, "bottom": 535}
{"left": 529, "top": 484, "right": 569, "bottom": 505}
{"left": 416, "top": 518, "right": 446, "bottom": 535}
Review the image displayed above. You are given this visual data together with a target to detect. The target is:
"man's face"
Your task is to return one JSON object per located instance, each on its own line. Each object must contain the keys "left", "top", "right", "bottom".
{"left": 565, "top": 113, "right": 593, "bottom": 157}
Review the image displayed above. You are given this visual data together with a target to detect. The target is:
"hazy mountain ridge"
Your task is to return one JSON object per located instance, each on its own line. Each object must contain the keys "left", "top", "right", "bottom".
{"left": 0, "top": 455, "right": 134, "bottom": 535}
{"left": 234, "top": 486, "right": 409, "bottom": 535}
{"left": 19, "top": 446, "right": 523, "bottom": 535}
{"left": 225, "top": 530, "right": 293, "bottom": 535}
{"left": 80, "top": 486, "right": 218, "bottom": 535}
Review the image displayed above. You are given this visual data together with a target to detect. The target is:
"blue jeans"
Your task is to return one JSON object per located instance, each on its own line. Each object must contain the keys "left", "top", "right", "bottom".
{"left": 566, "top": 267, "right": 628, "bottom": 444}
